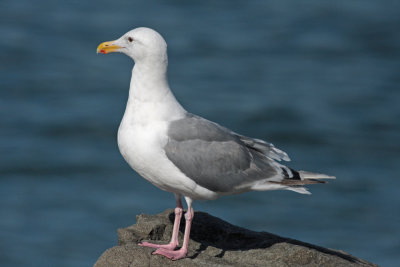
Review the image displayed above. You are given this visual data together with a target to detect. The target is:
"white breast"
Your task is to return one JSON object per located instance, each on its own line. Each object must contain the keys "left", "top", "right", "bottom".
{"left": 117, "top": 100, "right": 218, "bottom": 200}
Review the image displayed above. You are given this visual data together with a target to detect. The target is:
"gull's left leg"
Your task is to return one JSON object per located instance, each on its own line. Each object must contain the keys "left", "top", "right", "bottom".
{"left": 153, "top": 196, "right": 194, "bottom": 260}
{"left": 139, "top": 193, "right": 183, "bottom": 250}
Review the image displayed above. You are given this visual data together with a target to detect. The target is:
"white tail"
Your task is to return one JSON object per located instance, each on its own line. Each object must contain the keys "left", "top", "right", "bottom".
{"left": 286, "top": 186, "right": 311, "bottom": 195}
{"left": 299, "top": 170, "right": 336, "bottom": 180}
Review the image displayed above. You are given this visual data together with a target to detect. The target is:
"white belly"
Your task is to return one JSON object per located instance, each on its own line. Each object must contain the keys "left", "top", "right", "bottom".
{"left": 117, "top": 118, "right": 217, "bottom": 200}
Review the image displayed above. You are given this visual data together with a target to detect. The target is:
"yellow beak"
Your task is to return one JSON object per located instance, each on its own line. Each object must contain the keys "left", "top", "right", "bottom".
{"left": 97, "top": 40, "right": 122, "bottom": 54}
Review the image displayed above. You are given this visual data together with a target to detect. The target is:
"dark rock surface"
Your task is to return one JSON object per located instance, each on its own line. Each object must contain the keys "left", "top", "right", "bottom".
{"left": 94, "top": 209, "right": 378, "bottom": 267}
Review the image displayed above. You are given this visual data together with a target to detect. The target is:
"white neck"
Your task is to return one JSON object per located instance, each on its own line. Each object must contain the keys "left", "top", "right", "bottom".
{"left": 124, "top": 59, "right": 186, "bottom": 123}
{"left": 129, "top": 59, "right": 168, "bottom": 101}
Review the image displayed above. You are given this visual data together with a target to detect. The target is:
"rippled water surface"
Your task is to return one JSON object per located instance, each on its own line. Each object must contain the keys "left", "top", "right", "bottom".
{"left": 1, "top": 1, "right": 399, "bottom": 266}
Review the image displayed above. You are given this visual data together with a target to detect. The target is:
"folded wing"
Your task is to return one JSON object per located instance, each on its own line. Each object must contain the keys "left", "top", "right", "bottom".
{"left": 165, "top": 113, "right": 300, "bottom": 194}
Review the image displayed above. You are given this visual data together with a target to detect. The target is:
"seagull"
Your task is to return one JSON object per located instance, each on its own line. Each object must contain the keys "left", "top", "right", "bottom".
{"left": 97, "top": 27, "right": 335, "bottom": 260}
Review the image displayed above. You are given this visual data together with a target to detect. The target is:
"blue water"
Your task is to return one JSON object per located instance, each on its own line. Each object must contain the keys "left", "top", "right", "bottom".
{"left": 1, "top": 0, "right": 399, "bottom": 266}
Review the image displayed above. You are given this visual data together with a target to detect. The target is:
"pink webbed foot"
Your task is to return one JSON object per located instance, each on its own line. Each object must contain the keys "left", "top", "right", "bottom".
{"left": 152, "top": 247, "right": 188, "bottom": 260}
{"left": 138, "top": 241, "right": 178, "bottom": 251}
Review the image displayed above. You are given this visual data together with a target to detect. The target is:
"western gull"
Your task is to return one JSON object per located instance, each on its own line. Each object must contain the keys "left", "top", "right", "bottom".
{"left": 96, "top": 27, "right": 335, "bottom": 260}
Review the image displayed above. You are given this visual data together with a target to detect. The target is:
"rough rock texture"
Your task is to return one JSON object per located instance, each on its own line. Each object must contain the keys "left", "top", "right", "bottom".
{"left": 94, "top": 209, "right": 378, "bottom": 267}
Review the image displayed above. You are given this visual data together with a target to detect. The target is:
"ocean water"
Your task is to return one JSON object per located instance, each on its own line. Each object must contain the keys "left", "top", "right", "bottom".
{"left": 1, "top": 0, "right": 399, "bottom": 266}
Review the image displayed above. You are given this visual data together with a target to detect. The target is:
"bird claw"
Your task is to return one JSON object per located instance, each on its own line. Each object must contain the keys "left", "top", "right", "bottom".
{"left": 138, "top": 241, "right": 177, "bottom": 251}
{"left": 152, "top": 248, "right": 187, "bottom": 260}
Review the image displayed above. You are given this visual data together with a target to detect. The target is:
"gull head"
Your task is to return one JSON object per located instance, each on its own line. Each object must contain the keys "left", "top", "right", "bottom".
{"left": 97, "top": 27, "right": 167, "bottom": 63}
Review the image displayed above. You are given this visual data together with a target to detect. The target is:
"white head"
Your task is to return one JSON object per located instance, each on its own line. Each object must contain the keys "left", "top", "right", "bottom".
{"left": 97, "top": 27, "right": 167, "bottom": 64}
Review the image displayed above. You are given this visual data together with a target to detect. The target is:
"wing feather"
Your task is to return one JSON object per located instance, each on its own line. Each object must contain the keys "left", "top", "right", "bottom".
{"left": 165, "top": 114, "right": 284, "bottom": 193}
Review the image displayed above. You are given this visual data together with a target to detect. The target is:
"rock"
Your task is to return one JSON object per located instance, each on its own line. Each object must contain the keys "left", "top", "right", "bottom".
{"left": 94, "top": 209, "right": 378, "bottom": 267}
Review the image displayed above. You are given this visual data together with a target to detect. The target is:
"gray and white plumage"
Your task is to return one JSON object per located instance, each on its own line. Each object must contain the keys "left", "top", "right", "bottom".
{"left": 97, "top": 27, "right": 335, "bottom": 260}
{"left": 97, "top": 27, "right": 334, "bottom": 201}
{"left": 166, "top": 113, "right": 291, "bottom": 194}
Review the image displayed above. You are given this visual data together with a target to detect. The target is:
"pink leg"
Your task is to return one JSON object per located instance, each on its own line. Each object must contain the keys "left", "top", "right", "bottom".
{"left": 153, "top": 197, "right": 194, "bottom": 260}
{"left": 139, "top": 194, "right": 183, "bottom": 250}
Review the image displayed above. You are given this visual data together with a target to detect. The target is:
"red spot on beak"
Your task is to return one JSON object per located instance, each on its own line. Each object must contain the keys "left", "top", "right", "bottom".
{"left": 100, "top": 50, "right": 106, "bottom": 54}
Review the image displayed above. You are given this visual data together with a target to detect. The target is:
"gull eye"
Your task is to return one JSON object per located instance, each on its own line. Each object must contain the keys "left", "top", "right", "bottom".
{"left": 128, "top": 37, "right": 134, "bottom": 42}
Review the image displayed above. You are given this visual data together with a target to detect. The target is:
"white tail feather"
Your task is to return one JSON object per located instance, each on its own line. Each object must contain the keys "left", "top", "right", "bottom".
{"left": 299, "top": 170, "right": 336, "bottom": 180}
{"left": 286, "top": 187, "right": 311, "bottom": 195}
{"left": 251, "top": 183, "right": 311, "bottom": 195}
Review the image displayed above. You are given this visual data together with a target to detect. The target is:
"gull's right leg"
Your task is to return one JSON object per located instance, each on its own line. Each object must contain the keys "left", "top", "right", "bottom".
{"left": 139, "top": 193, "right": 183, "bottom": 251}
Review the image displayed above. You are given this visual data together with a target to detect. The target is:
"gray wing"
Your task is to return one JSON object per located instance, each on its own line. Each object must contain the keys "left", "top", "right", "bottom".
{"left": 231, "top": 134, "right": 291, "bottom": 162}
{"left": 165, "top": 113, "right": 291, "bottom": 193}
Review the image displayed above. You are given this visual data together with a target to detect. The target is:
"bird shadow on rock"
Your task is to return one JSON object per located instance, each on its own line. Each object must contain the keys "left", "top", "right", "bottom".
{"left": 168, "top": 211, "right": 362, "bottom": 263}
